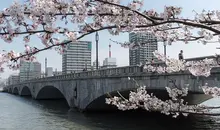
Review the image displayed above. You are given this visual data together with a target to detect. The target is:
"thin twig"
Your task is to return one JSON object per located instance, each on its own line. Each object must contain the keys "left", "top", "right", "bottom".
{"left": 117, "top": 91, "right": 128, "bottom": 101}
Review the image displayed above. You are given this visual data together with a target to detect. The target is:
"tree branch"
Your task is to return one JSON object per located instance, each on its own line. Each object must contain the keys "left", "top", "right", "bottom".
{"left": 95, "top": 0, "right": 157, "bottom": 24}
{"left": 10, "top": 29, "right": 97, "bottom": 61}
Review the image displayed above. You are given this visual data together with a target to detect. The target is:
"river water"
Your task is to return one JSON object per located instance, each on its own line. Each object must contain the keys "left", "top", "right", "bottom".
{"left": 1, "top": 93, "right": 220, "bottom": 130}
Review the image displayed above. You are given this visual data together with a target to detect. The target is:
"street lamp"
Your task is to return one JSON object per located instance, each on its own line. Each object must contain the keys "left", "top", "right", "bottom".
{"left": 27, "top": 62, "right": 30, "bottom": 80}
{"left": 216, "top": 47, "right": 220, "bottom": 65}
{"left": 95, "top": 32, "right": 99, "bottom": 70}
{"left": 163, "top": 41, "right": 167, "bottom": 58}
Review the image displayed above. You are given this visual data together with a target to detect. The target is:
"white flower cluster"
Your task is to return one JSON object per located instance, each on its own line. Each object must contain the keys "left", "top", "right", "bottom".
{"left": 0, "top": 0, "right": 220, "bottom": 69}
{"left": 106, "top": 85, "right": 209, "bottom": 118}
{"left": 201, "top": 83, "right": 220, "bottom": 97}
{"left": 0, "top": 0, "right": 219, "bottom": 76}
{"left": 166, "top": 87, "right": 188, "bottom": 100}
{"left": 144, "top": 51, "right": 219, "bottom": 77}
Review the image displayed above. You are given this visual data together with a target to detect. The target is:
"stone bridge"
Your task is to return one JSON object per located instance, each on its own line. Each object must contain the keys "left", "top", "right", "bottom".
{"left": 5, "top": 65, "right": 220, "bottom": 111}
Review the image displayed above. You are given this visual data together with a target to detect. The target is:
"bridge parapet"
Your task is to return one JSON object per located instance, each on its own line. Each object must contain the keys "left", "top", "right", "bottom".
{"left": 14, "top": 65, "right": 141, "bottom": 84}
{"left": 6, "top": 55, "right": 220, "bottom": 86}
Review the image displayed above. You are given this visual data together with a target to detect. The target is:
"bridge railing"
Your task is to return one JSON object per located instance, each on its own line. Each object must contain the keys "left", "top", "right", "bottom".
{"left": 16, "top": 65, "right": 142, "bottom": 84}
{"left": 9, "top": 55, "right": 220, "bottom": 86}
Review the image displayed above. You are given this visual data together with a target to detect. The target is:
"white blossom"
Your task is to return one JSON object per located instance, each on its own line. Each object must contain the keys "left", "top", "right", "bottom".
{"left": 0, "top": 0, "right": 220, "bottom": 118}
{"left": 144, "top": 51, "right": 219, "bottom": 77}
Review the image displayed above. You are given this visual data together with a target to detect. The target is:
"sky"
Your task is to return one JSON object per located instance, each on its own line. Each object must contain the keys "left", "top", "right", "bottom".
{"left": 1, "top": 0, "right": 220, "bottom": 78}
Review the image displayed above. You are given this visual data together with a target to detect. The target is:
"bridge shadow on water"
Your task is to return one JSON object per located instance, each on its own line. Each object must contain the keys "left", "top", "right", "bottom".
{"left": 5, "top": 90, "right": 220, "bottom": 130}
{"left": 19, "top": 97, "right": 219, "bottom": 130}
{"left": 82, "top": 111, "right": 220, "bottom": 130}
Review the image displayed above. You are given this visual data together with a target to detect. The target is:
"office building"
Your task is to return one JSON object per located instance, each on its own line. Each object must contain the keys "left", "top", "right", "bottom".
{"left": 53, "top": 71, "right": 62, "bottom": 76}
{"left": 53, "top": 68, "right": 62, "bottom": 76}
{"left": 62, "top": 41, "right": 92, "bottom": 74}
{"left": 102, "top": 57, "right": 117, "bottom": 69}
{"left": 41, "top": 72, "right": 45, "bottom": 78}
{"left": 8, "top": 75, "right": 20, "bottom": 85}
{"left": 92, "top": 60, "right": 101, "bottom": 70}
{"left": 129, "top": 32, "right": 158, "bottom": 65}
{"left": 19, "top": 60, "right": 41, "bottom": 82}
{"left": 41, "top": 70, "right": 62, "bottom": 77}
{"left": 46, "top": 67, "right": 53, "bottom": 77}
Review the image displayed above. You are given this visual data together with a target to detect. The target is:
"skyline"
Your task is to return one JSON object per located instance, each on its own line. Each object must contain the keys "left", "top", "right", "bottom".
{"left": 1, "top": 0, "right": 220, "bottom": 78}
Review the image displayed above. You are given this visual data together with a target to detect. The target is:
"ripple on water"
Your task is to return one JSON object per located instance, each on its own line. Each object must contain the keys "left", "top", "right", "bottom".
{"left": 1, "top": 93, "right": 220, "bottom": 130}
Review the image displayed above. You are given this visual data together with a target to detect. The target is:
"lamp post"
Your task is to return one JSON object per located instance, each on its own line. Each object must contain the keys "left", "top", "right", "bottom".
{"left": 163, "top": 41, "right": 167, "bottom": 72}
{"left": 95, "top": 32, "right": 99, "bottom": 70}
{"left": 163, "top": 41, "right": 167, "bottom": 58}
{"left": 45, "top": 58, "right": 47, "bottom": 77}
{"left": 27, "top": 62, "right": 30, "bottom": 80}
{"left": 216, "top": 47, "right": 220, "bottom": 65}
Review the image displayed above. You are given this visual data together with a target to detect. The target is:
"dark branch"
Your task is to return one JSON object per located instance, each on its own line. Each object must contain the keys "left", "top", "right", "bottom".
{"left": 95, "top": 0, "right": 157, "bottom": 24}
{"left": 10, "top": 29, "right": 96, "bottom": 61}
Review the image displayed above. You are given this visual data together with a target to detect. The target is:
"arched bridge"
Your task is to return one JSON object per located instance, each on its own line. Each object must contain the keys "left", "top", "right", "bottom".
{"left": 5, "top": 65, "right": 220, "bottom": 111}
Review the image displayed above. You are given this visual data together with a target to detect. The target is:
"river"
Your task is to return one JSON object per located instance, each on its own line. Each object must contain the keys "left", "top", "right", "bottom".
{"left": 1, "top": 92, "right": 220, "bottom": 130}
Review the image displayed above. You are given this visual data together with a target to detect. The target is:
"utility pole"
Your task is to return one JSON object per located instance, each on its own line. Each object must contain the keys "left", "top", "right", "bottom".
{"left": 95, "top": 32, "right": 99, "bottom": 70}
{"left": 45, "top": 58, "right": 47, "bottom": 77}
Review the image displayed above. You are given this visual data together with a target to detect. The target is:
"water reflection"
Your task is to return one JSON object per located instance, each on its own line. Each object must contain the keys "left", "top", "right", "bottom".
{"left": 1, "top": 93, "right": 220, "bottom": 130}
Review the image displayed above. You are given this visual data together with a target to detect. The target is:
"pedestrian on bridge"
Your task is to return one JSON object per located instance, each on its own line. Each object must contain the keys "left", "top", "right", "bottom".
{"left": 178, "top": 50, "right": 184, "bottom": 60}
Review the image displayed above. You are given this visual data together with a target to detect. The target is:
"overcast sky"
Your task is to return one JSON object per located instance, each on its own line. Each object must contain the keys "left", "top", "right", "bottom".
{"left": 1, "top": 0, "right": 220, "bottom": 79}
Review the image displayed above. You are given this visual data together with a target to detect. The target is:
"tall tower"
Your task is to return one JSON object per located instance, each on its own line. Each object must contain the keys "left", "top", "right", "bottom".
{"left": 129, "top": 32, "right": 158, "bottom": 66}
{"left": 109, "top": 42, "right": 111, "bottom": 58}
{"left": 62, "top": 41, "right": 92, "bottom": 74}
{"left": 45, "top": 58, "right": 47, "bottom": 77}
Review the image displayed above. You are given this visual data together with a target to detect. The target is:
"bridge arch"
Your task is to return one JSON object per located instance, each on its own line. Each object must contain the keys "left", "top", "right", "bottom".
{"left": 12, "top": 87, "right": 19, "bottom": 95}
{"left": 84, "top": 87, "right": 174, "bottom": 111}
{"left": 85, "top": 89, "right": 136, "bottom": 111}
{"left": 20, "top": 86, "right": 31, "bottom": 96}
{"left": 36, "top": 86, "right": 67, "bottom": 102}
{"left": 8, "top": 88, "right": 12, "bottom": 93}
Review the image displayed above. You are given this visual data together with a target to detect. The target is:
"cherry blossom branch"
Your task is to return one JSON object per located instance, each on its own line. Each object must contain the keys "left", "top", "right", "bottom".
{"left": 2, "top": 10, "right": 220, "bottom": 27}
{"left": 2, "top": 0, "right": 220, "bottom": 48}
{"left": 0, "top": 30, "right": 52, "bottom": 35}
{"left": 10, "top": 28, "right": 99, "bottom": 62}
{"left": 144, "top": 51, "right": 219, "bottom": 77}
{"left": 3, "top": 0, "right": 220, "bottom": 119}
{"left": 201, "top": 83, "right": 220, "bottom": 97}
{"left": 105, "top": 84, "right": 219, "bottom": 118}
{"left": 92, "top": 0, "right": 220, "bottom": 34}
{"left": 95, "top": 0, "right": 157, "bottom": 24}
{"left": 106, "top": 77, "right": 220, "bottom": 118}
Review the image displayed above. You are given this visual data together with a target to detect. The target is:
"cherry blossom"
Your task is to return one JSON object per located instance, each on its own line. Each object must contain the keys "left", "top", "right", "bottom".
{"left": 201, "top": 83, "right": 220, "bottom": 97}
{"left": 144, "top": 51, "right": 219, "bottom": 77}
{"left": 106, "top": 84, "right": 212, "bottom": 118}
{"left": 2, "top": 0, "right": 220, "bottom": 117}
{"left": 0, "top": 0, "right": 219, "bottom": 63}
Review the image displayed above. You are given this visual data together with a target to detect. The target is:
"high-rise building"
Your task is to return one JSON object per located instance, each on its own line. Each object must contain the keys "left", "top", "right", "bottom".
{"left": 129, "top": 32, "right": 158, "bottom": 65}
{"left": 92, "top": 60, "right": 100, "bottom": 70}
{"left": 8, "top": 75, "right": 20, "bottom": 85}
{"left": 101, "top": 42, "right": 117, "bottom": 69}
{"left": 19, "top": 60, "right": 41, "bottom": 82}
{"left": 62, "top": 41, "right": 92, "bottom": 74}
{"left": 102, "top": 57, "right": 117, "bottom": 69}
{"left": 53, "top": 71, "right": 62, "bottom": 76}
{"left": 46, "top": 67, "right": 53, "bottom": 77}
